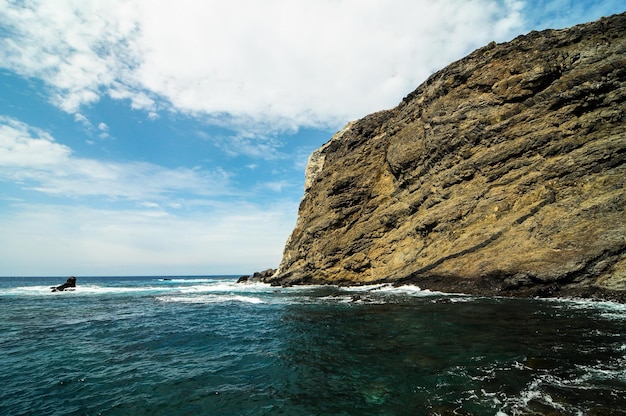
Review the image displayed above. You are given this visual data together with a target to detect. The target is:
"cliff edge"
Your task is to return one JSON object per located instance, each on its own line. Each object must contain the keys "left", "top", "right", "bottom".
{"left": 266, "top": 12, "right": 626, "bottom": 299}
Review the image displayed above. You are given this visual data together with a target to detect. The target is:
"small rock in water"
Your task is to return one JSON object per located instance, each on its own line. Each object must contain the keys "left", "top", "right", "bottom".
{"left": 51, "top": 276, "right": 76, "bottom": 292}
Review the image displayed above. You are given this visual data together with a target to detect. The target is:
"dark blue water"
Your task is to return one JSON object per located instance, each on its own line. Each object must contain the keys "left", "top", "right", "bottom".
{"left": 1, "top": 276, "right": 625, "bottom": 415}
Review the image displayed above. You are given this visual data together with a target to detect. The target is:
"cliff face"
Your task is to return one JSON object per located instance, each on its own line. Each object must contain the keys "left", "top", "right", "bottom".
{"left": 267, "top": 13, "right": 626, "bottom": 298}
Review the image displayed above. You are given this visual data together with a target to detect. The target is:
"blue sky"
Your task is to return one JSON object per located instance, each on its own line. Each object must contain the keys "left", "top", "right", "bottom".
{"left": 1, "top": 0, "right": 623, "bottom": 276}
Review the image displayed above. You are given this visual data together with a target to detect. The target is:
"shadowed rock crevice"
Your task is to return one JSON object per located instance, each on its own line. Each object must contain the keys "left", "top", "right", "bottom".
{"left": 263, "top": 12, "right": 626, "bottom": 299}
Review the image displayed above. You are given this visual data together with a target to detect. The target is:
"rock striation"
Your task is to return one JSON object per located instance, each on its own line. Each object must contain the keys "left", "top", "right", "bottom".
{"left": 264, "top": 13, "right": 626, "bottom": 299}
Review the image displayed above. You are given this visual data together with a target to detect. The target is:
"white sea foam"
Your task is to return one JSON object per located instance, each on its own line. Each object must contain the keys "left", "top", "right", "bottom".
{"left": 2, "top": 285, "right": 65, "bottom": 296}
{"left": 155, "top": 294, "right": 265, "bottom": 304}
{"left": 177, "top": 281, "right": 273, "bottom": 294}
{"left": 0, "top": 285, "right": 129, "bottom": 296}
{"left": 0, "top": 277, "right": 279, "bottom": 298}
{"left": 495, "top": 356, "right": 626, "bottom": 416}
{"left": 367, "top": 284, "right": 469, "bottom": 299}
{"left": 66, "top": 285, "right": 164, "bottom": 295}
{"left": 68, "top": 285, "right": 168, "bottom": 295}
{"left": 2, "top": 283, "right": 202, "bottom": 296}
{"left": 375, "top": 284, "right": 422, "bottom": 292}
{"left": 318, "top": 283, "right": 432, "bottom": 296}
{"left": 573, "top": 363, "right": 626, "bottom": 384}
{"left": 547, "top": 297, "right": 626, "bottom": 320}
{"left": 315, "top": 294, "right": 387, "bottom": 305}
{"left": 339, "top": 284, "right": 391, "bottom": 292}
{"left": 378, "top": 284, "right": 474, "bottom": 298}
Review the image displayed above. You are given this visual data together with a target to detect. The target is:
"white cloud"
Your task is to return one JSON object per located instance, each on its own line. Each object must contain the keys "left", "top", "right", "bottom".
{"left": 0, "top": 201, "right": 296, "bottom": 275}
{"left": 0, "top": 116, "right": 298, "bottom": 275}
{"left": 0, "top": 117, "right": 71, "bottom": 168}
{"left": 0, "top": 0, "right": 140, "bottom": 112}
{"left": 74, "top": 113, "right": 93, "bottom": 129}
{"left": 97, "top": 122, "right": 110, "bottom": 138}
{"left": 258, "top": 181, "right": 291, "bottom": 193}
{"left": 0, "top": 116, "right": 230, "bottom": 200}
{"left": 217, "top": 131, "right": 287, "bottom": 159}
{"left": 0, "top": 0, "right": 528, "bottom": 134}
{"left": 74, "top": 113, "right": 111, "bottom": 139}
{"left": 132, "top": 0, "right": 526, "bottom": 131}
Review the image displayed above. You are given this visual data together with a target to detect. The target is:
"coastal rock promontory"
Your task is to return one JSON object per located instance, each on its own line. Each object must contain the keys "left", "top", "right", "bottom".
{"left": 264, "top": 13, "right": 626, "bottom": 299}
{"left": 237, "top": 269, "right": 277, "bottom": 284}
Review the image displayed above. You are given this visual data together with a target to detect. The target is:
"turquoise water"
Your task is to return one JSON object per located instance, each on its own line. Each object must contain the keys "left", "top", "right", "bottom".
{"left": 1, "top": 276, "right": 625, "bottom": 415}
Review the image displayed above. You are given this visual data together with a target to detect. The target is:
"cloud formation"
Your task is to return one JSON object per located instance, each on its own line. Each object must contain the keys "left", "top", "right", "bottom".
{"left": 0, "top": 116, "right": 230, "bottom": 200}
{"left": 2, "top": 1, "right": 621, "bottom": 276}
{"left": 0, "top": 115, "right": 298, "bottom": 275}
{"left": 0, "top": 200, "right": 297, "bottom": 276}
{"left": 0, "top": 0, "right": 526, "bottom": 133}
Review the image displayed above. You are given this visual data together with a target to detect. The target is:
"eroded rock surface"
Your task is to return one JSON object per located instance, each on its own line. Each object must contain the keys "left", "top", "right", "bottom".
{"left": 266, "top": 13, "right": 626, "bottom": 299}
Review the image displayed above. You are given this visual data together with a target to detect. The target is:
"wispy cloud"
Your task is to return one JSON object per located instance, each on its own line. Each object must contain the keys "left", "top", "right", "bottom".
{"left": 74, "top": 113, "right": 111, "bottom": 140}
{"left": 0, "top": 117, "right": 71, "bottom": 167}
{"left": 0, "top": 200, "right": 297, "bottom": 275}
{"left": 519, "top": 0, "right": 624, "bottom": 30}
{"left": 0, "top": 0, "right": 527, "bottom": 135}
{"left": 0, "top": 116, "right": 231, "bottom": 201}
{"left": 97, "top": 122, "right": 109, "bottom": 138}
{"left": 74, "top": 113, "right": 93, "bottom": 129}
{"left": 0, "top": 114, "right": 299, "bottom": 275}
{"left": 1, "top": 0, "right": 621, "bottom": 276}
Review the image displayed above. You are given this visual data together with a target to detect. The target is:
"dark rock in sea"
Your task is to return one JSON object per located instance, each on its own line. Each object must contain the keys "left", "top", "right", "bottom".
{"left": 237, "top": 269, "right": 276, "bottom": 284}
{"left": 261, "top": 12, "right": 626, "bottom": 300}
{"left": 51, "top": 276, "right": 77, "bottom": 292}
{"left": 350, "top": 294, "right": 373, "bottom": 303}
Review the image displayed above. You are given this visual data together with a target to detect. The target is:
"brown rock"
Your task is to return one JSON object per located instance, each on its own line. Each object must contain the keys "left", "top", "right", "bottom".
{"left": 265, "top": 13, "right": 626, "bottom": 299}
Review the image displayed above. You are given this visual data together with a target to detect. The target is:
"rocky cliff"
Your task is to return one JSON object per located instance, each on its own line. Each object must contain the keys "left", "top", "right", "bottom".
{"left": 266, "top": 12, "right": 626, "bottom": 299}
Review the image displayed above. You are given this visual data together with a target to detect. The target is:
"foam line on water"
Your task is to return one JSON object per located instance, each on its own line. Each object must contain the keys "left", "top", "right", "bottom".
{"left": 2, "top": 284, "right": 178, "bottom": 296}
{"left": 156, "top": 295, "right": 265, "bottom": 304}
{"left": 547, "top": 297, "right": 626, "bottom": 320}
{"left": 0, "top": 279, "right": 276, "bottom": 297}
{"left": 177, "top": 281, "right": 273, "bottom": 293}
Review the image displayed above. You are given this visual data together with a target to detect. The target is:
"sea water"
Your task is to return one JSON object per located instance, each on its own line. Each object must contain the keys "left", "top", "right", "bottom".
{"left": 1, "top": 276, "right": 624, "bottom": 415}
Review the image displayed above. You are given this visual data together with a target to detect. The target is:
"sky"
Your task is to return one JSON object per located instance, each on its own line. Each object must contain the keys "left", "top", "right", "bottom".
{"left": 1, "top": 0, "right": 624, "bottom": 277}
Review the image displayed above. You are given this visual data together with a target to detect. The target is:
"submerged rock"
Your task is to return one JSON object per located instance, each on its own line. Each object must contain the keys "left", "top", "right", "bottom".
{"left": 264, "top": 13, "right": 626, "bottom": 299}
{"left": 51, "top": 276, "right": 76, "bottom": 292}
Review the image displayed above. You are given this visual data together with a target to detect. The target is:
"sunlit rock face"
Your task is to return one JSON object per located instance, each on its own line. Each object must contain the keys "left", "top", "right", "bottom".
{"left": 268, "top": 13, "right": 626, "bottom": 298}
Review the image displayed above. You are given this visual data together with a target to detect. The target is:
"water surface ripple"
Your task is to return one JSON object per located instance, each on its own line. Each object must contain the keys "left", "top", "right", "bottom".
{"left": 1, "top": 276, "right": 624, "bottom": 415}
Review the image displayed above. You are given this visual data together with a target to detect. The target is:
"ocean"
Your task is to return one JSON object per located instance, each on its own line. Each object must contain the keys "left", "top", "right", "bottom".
{"left": 1, "top": 276, "right": 624, "bottom": 415}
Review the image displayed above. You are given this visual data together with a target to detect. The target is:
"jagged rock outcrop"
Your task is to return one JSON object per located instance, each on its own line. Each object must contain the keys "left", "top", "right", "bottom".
{"left": 266, "top": 13, "right": 626, "bottom": 299}
{"left": 51, "top": 276, "right": 77, "bottom": 292}
{"left": 237, "top": 269, "right": 276, "bottom": 284}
